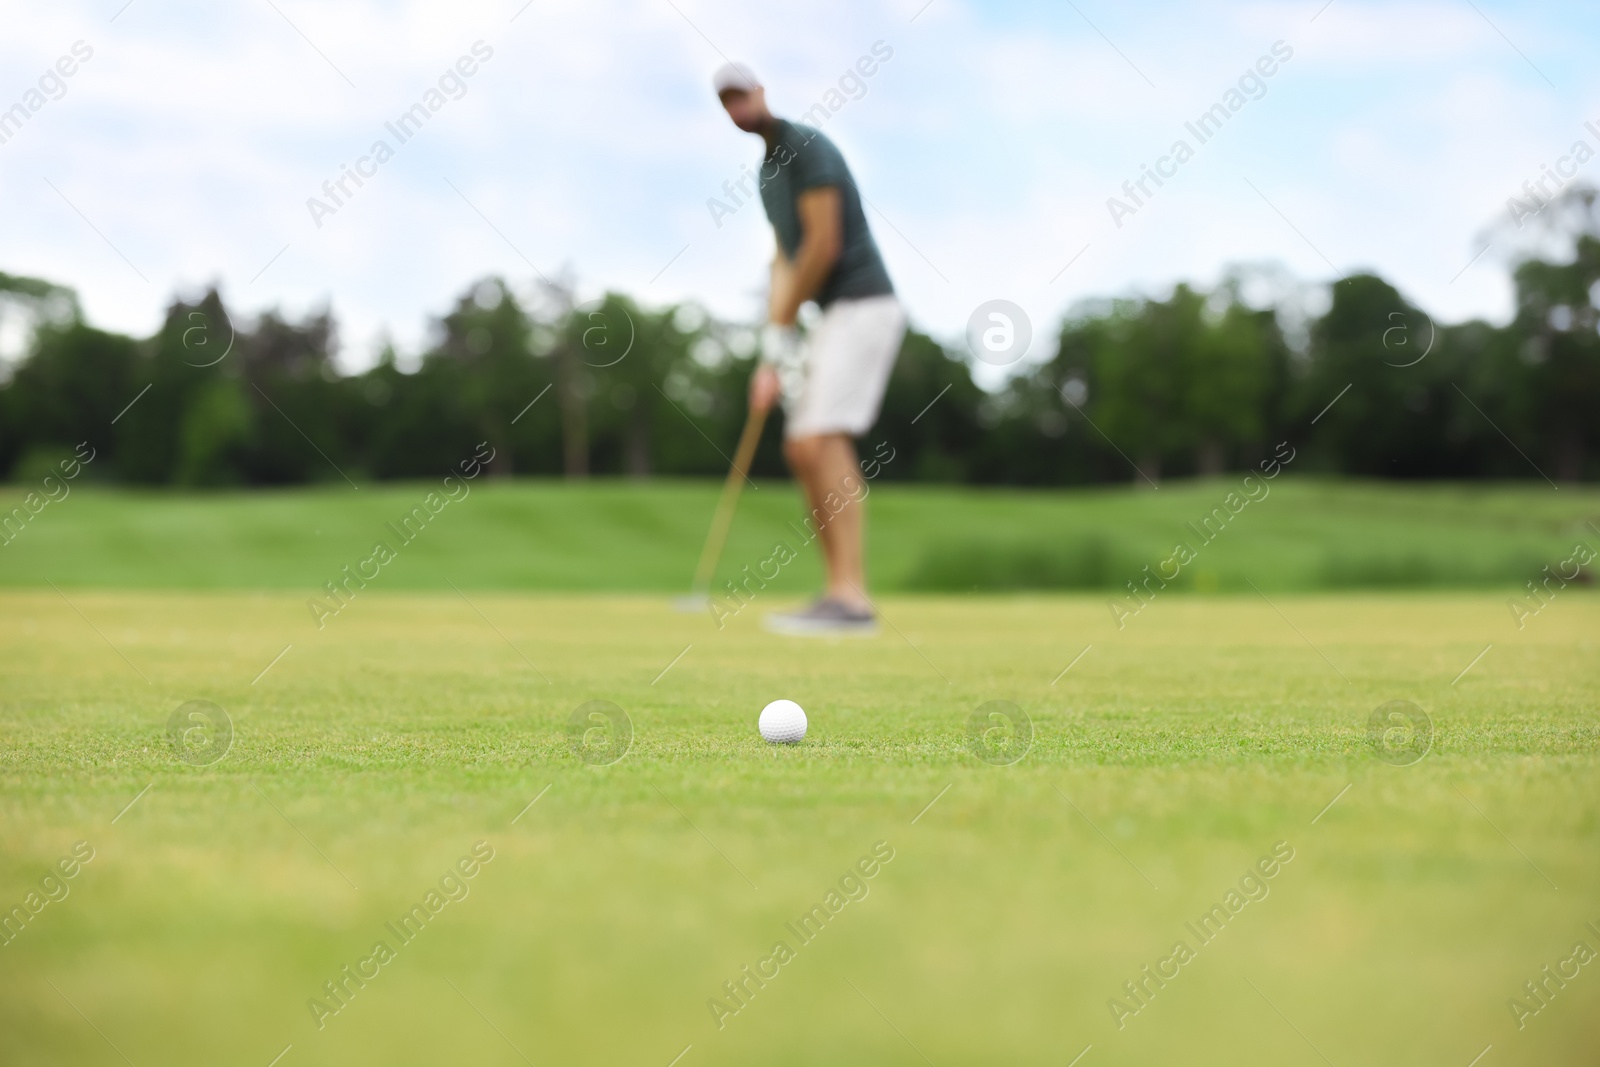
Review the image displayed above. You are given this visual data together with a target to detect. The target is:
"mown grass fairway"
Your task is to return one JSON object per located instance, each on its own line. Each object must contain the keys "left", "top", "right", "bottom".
{"left": 1, "top": 584, "right": 1595, "bottom": 1066}
{"left": 3, "top": 478, "right": 1597, "bottom": 593}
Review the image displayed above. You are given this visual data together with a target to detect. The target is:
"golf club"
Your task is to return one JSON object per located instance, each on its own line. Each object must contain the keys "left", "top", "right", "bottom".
{"left": 673, "top": 403, "right": 769, "bottom": 612}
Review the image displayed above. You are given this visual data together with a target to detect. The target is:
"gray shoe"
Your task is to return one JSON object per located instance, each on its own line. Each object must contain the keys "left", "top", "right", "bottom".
{"left": 763, "top": 597, "right": 879, "bottom": 637}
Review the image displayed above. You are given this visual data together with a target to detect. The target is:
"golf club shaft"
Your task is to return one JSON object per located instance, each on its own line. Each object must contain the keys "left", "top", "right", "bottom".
{"left": 690, "top": 404, "right": 769, "bottom": 595}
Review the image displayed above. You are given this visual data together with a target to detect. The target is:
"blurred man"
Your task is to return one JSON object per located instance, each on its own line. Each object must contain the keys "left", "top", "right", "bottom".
{"left": 713, "top": 61, "right": 905, "bottom": 636}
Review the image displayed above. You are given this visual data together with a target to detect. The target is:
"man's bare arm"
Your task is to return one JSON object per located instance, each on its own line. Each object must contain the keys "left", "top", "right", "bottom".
{"left": 768, "top": 186, "right": 842, "bottom": 326}
{"left": 768, "top": 253, "right": 795, "bottom": 324}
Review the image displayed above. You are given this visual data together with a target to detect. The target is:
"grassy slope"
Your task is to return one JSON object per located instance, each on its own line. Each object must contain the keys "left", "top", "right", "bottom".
{"left": 0, "top": 477, "right": 1597, "bottom": 593}
{"left": 0, "top": 589, "right": 1596, "bottom": 1066}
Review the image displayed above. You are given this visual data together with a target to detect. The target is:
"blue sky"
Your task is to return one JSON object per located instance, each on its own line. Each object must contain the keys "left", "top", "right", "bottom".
{"left": 2, "top": 0, "right": 1596, "bottom": 373}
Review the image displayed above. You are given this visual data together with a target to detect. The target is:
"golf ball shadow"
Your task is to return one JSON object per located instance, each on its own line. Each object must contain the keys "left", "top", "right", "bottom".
{"left": 167, "top": 699, "right": 233, "bottom": 767}
{"left": 567, "top": 700, "right": 633, "bottom": 766}
{"left": 1367, "top": 700, "right": 1432, "bottom": 767}
{"left": 966, "top": 700, "right": 1032, "bottom": 766}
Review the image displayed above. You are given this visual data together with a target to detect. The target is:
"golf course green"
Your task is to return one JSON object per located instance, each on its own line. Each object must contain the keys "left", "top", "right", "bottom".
{"left": 0, "top": 480, "right": 1595, "bottom": 1065}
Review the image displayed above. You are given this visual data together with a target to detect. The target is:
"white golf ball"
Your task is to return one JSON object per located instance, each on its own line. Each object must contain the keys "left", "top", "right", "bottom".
{"left": 759, "top": 699, "right": 807, "bottom": 744}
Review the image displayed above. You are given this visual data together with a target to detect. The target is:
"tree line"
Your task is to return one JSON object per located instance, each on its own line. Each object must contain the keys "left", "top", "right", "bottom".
{"left": 2, "top": 189, "right": 1596, "bottom": 487}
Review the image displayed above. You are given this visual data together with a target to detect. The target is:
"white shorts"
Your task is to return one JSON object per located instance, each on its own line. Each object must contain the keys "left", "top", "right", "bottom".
{"left": 781, "top": 294, "right": 906, "bottom": 439}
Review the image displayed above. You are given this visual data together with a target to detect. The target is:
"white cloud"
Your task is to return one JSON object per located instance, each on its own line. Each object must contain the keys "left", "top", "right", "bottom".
{"left": 0, "top": 0, "right": 1594, "bottom": 373}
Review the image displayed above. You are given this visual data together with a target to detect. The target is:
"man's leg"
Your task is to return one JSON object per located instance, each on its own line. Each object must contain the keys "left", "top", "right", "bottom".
{"left": 784, "top": 432, "right": 869, "bottom": 608}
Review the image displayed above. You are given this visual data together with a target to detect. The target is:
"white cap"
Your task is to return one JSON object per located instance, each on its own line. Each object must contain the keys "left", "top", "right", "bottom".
{"left": 712, "top": 61, "right": 761, "bottom": 94}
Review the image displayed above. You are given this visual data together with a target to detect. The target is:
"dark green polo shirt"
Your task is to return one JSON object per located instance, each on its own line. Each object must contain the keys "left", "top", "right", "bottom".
{"left": 758, "top": 119, "right": 894, "bottom": 307}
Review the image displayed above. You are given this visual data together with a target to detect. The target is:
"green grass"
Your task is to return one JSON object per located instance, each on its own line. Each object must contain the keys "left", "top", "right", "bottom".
{"left": 1, "top": 586, "right": 1597, "bottom": 1066}
{"left": 2, "top": 479, "right": 1597, "bottom": 1063}
{"left": 1, "top": 477, "right": 1597, "bottom": 592}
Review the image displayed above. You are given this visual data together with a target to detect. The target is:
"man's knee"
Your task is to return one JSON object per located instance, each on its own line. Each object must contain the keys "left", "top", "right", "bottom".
{"left": 784, "top": 435, "right": 824, "bottom": 473}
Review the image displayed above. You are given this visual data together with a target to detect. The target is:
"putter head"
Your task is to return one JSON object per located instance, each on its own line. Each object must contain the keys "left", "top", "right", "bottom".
{"left": 672, "top": 593, "right": 712, "bottom": 614}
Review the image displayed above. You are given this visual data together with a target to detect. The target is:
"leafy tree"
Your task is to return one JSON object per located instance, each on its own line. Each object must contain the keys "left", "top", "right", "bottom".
{"left": 4, "top": 196, "right": 1598, "bottom": 488}
{"left": 5, "top": 320, "right": 138, "bottom": 476}
{"left": 871, "top": 327, "right": 985, "bottom": 482}
{"left": 1184, "top": 297, "right": 1283, "bottom": 475}
{"left": 1296, "top": 274, "right": 1428, "bottom": 475}
{"left": 1506, "top": 235, "right": 1600, "bottom": 481}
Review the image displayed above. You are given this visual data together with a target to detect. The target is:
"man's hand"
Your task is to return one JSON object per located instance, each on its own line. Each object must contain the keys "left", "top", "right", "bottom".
{"left": 749, "top": 363, "right": 781, "bottom": 414}
{"left": 761, "top": 322, "right": 798, "bottom": 363}
{"left": 755, "top": 322, "right": 798, "bottom": 413}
